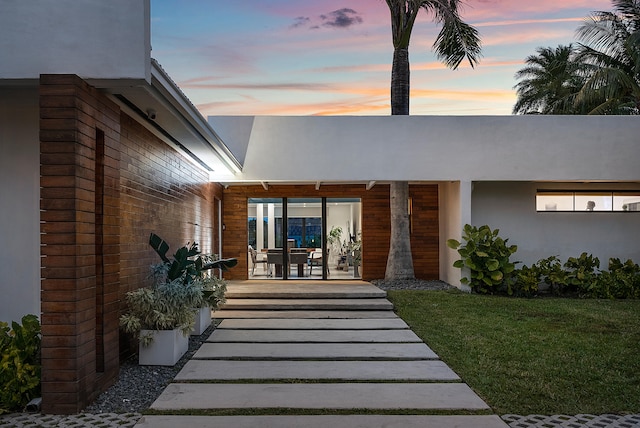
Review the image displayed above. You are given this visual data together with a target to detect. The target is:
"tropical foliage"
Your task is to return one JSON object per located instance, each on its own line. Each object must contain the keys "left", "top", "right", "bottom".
{"left": 512, "top": 45, "right": 590, "bottom": 114}
{"left": 447, "top": 224, "right": 518, "bottom": 294}
{"left": 0, "top": 315, "right": 41, "bottom": 414}
{"left": 575, "top": 0, "right": 640, "bottom": 114}
{"left": 514, "top": 254, "right": 640, "bottom": 298}
{"left": 514, "top": 0, "right": 640, "bottom": 114}
{"left": 120, "top": 234, "right": 235, "bottom": 345}
{"left": 448, "top": 224, "right": 640, "bottom": 298}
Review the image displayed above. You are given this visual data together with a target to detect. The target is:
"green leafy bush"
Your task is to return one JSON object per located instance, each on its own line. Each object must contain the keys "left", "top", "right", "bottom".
{"left": 514, "top": 254, "right": 640, "bottom": 299}
{"left": 0, "top": 315, "right": 41, "bottom": 414}
{"left": 447, "top": 224, "right": 518, "bottom": 294}
{"left": 513, "top": 264, "right": 540, "bottom": 297}
{"left": 449, "top": 224, "right": 640, "bottom": 300}
{"left": 535, "top": 255, "right": 569, "bottom": 294}
{"left": 589, "top": 258, "right": 640, "bottom": 299}
{"left": 565, "top": 252, "right": 600, "bottom": 295}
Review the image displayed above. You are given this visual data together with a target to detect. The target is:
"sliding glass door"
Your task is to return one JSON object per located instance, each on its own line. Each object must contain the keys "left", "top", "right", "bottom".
{"left": 247, "top": 197, "right": 361, "bottom": 280}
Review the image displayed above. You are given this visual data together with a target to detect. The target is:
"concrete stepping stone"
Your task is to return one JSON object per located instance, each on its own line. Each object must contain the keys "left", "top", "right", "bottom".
{"left": 150, "top": 383, "right": 490, "bottom": 411}
{"left": 225, "top": 282, "right": 387, "bottom": 299}
{"left": 217, "top": 318, "right": 409, "bottom": 329}
{"left": 136, "top": 415, "right": 509, "bottom": 428}
{"left": 206, "top": 329, "right": 422, "bottom": 343}
{"left": 221, "top": 298, "right": 393, "bottom": 310}
{"left": 213, "top": 310, "right": 398, "bottom": 319}
{"left": 175, "top": 360, "right": 460, "bottom": 381}
{"left": 193, "top": 342, "right": 438, "bottom": 360}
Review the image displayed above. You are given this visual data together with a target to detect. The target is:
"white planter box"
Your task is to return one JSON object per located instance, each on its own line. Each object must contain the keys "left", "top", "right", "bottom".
{"left": 138, "top": 328, "right": 188, "bottom": 366}
{"left": 191, "top": 306, "right": 212, "bottom": 336}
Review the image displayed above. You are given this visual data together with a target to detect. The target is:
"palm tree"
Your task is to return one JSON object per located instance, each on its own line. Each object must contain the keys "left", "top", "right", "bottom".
{"left": 384, "top": 0, "right": 481, "bottom": 280}
{"left": 575, "top": 0, "right": 640, "bottom": 114}
{"left": 513, "top": 45, "right": 589, "bottom": 114}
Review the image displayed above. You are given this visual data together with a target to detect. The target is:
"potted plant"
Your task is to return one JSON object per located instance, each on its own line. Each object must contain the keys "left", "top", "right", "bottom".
{"left": 190, "top": 254, "right": 229, "bottom": 335}
{"left": 148, "top": 233, "right": 236, "bottom": 335}
{"left": 119, "top": 234, "right": 236, "bottom": 365}
{"left": 119, "top": 273, "right": 203, "bottom": 366}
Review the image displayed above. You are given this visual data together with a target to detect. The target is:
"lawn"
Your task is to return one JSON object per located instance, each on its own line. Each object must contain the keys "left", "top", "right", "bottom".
{"left": 386, "top": 289, "right": 640, "bottom": 415}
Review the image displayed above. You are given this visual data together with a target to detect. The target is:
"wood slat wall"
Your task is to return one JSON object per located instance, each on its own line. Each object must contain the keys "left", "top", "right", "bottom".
{"left": 40, "top": 74, "right": 121, "bottom": 414}
{"left": 222, "top": 184, "right": 439, "bottom": 281}
{"left": 40, "top": 74, "right": 223, "bottom": 414}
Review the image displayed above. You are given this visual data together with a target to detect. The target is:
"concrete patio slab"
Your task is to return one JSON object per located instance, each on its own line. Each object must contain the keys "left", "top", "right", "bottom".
{"left": 217, "top": 318, "right": 409, "bottom": 329}
{"left": 175, "top": 359, "right": 460, "bottom": 381}
{"left": 150, "top": 383, "right": 490, "bottom": 411}
{"left": 206, "top": 329, "right": 422, "bottom": 343}
{"left": 225, "top": 281, "right": 387, "bottom": 299}
{"left": 220, "top": 298, "right": 393, "bottom": 310}
{"left": 136, "top": 414, "right": 509, "bottom": 428}
{"left": 213, "top": 310, "right": 398, "bottom": 319}
{"left": 193, "top": 342, "right": 438, "bottom": 360}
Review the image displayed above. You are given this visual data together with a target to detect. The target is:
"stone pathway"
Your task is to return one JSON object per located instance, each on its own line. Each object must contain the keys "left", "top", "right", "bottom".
{"left": 2, "top": 281, "right": 638, "bottom": 427}
{"left": 137, "top": 281, "right": 508, "bottom": 427}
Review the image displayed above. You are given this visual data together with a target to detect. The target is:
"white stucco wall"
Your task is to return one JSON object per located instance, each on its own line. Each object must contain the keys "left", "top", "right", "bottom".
{"left": 471, "top": 182, "right": 640, "bottom": 268}
{"left": 439, "top": 181, "right": 473, "bottom": 289}
{"left": 217, "top": 115, "right": 639, "bottom": 183}
{"left": 0, "top": 0, "right": 150, "bottom": 82}
{"left": 0, "top": 87, "right": 41, "bottom": 323}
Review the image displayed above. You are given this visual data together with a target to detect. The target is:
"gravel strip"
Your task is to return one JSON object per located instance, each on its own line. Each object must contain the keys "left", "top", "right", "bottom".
{"left": 85, "top": 323, "right": 216, "bottom": 414}
{"left": 371, "top": 278, "right": 456, "bottom": 291}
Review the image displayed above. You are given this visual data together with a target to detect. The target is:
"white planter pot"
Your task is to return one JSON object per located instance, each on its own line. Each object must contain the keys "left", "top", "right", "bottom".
{"left": 138, "top": 328, "right": 188, "bottom": 366}
{"left": 191, "top": 306, "right": 212, "bottom": 336}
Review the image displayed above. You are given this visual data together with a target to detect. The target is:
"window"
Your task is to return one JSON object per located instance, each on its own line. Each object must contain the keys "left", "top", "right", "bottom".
{"left": 536, "top": 191, "right": 640, "bottom": 212}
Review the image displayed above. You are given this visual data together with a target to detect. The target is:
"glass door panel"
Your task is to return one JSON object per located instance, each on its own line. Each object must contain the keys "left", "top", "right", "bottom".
{"left": 287, "top": 198, "right": 322, "bottom": 280}
{"left": 248, "top": 198, "right": 283, "bottom": 278}
{"left": 327, "top": 198, "right": 362, "bottom": 279}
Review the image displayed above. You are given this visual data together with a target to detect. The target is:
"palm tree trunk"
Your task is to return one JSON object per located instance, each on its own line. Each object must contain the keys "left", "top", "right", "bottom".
{"left": 386, "top": 46, "right": 415, "bottom": 280}
{"left": 385, "top": 181, "right": 414, "bottom": 280}
{"left": 391, "top": 47, "right": 410, "bottom": 115}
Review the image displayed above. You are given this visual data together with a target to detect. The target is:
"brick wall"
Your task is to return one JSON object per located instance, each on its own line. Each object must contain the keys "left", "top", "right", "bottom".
{"left": 222, "top": 184, "right": 439, "bottom": 281}
{"left": 118, "top": 112, "right": 221, "bottom": 361}
{"left": 39, "top": 74, "right": 222, "bottom": 413}
{"left": 118, "top": 113, "right": 222, "bottom": 301}
{"left": 40, "top": 74, "right": 121, "bottom": 414}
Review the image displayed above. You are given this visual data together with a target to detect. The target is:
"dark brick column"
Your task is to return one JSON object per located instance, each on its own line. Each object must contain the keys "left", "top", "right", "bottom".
{"left": 39, "top": 75, "right": 121, "bottom": 414}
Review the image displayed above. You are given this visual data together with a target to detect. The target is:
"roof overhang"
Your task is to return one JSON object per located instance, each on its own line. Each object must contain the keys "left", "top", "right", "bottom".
{"left": 99, "top": 59, "right": 242, "bottom": 180}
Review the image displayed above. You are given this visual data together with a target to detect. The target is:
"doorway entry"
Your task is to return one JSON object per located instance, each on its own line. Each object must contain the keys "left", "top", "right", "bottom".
{"left": 247, "top": 197, "right": 361, "bottom": 280}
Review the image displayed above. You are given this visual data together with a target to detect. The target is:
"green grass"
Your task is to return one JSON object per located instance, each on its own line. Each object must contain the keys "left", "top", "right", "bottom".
{"left": 387, "top": 289, "right": 640, "bottom": 415}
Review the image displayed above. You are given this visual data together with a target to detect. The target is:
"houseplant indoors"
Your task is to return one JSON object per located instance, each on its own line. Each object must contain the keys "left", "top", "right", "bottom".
{"left": 119, "top": 233, "right": 236, "bottom": 365}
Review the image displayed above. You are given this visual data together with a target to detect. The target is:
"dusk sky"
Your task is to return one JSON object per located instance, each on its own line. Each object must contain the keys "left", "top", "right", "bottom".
{"left": 150, "top": 0, "right": 613, "bottom": 116}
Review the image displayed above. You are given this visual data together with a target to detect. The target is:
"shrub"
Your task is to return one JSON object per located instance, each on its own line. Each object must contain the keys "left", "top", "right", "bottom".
{"left": 564, "top": 252, "right": 600, "bottom": 295}
{"left": 0, "top": 315, "right": 41, "bottom": 414}
{"left": 512, "top": 264, "right": 540, "bottom": 297}
{"left": 589, "top": 258, "right": 640, "bottom": 299}
{"left": 447, "top": 224, "right": 518, "bottom": 294}
{"left": 535, "top": 255, "right": 569, "bottom": 294}
{"left": 449, "top": 225, "right": 640, "bottom": 300}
